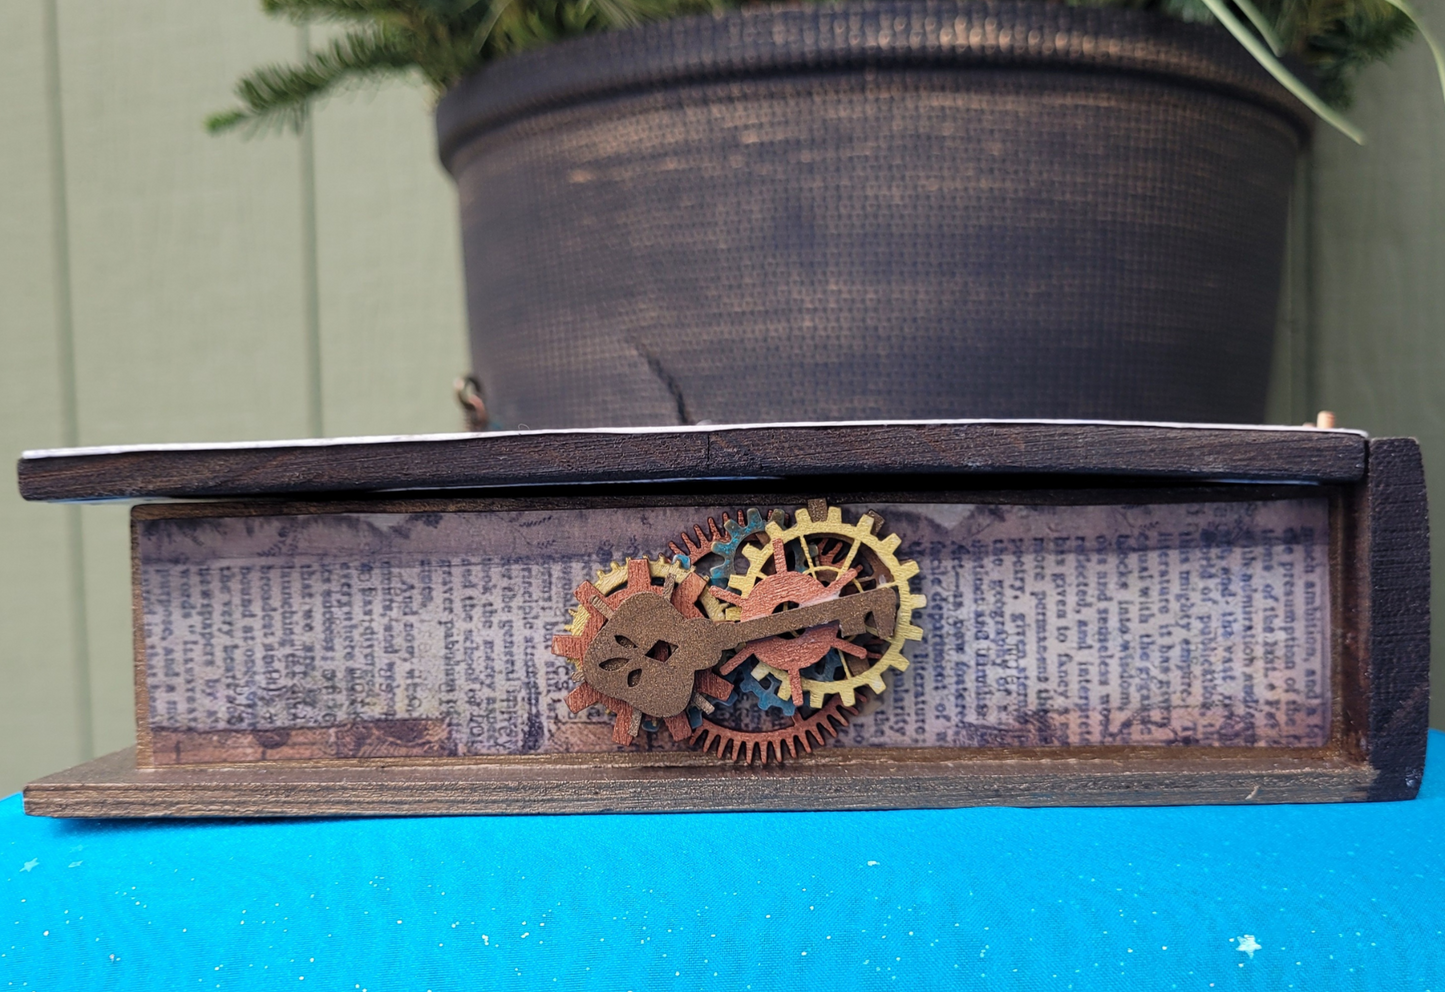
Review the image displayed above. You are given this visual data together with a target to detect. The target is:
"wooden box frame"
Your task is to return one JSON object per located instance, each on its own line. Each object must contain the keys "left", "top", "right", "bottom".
{"left": 15, "top": 421, "right": 1430, "bottom": 816}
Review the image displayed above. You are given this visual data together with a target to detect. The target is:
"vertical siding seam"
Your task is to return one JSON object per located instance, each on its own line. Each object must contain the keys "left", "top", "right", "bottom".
{"left": 1300, "top": 152, "right": 1318, "bottom": 421}
{"left": 299, "top": 26, "right": 324, "bottom": 438}
{"left": 42, "top": 0, "right": 94, "bottom": 760}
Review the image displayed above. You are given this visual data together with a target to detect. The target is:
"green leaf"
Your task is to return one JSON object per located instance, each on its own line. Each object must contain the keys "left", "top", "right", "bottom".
{"left": 1199, "top": 0, "right": 1367, "bottom": 143}
{"left": 1230, "top": 0, "right": 1285, "bottom": 56}
{"left": 1381, "top": 0, "right": 1445, "bottom": 109}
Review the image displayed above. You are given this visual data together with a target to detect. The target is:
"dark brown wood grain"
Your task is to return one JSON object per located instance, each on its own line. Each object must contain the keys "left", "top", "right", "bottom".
{"left": 23, "top": 745, "right": 1375, "bottom": 817}
{"left": 17, "top": 422, "right": 1366, "bottom": 502}
{"left": 124, "top": 482, "right": 1343, "bottom": 522}
{"left": 1362, "top": 438, "right": 1432, "bottom": 800}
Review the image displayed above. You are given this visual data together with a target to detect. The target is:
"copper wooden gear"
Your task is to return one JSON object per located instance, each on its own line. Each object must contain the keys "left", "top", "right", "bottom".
{"left": 690, "top": 691, "right": 866, "bottom": 764}
{"left": 551, "top": 502, "right": 924, "bottom": 763}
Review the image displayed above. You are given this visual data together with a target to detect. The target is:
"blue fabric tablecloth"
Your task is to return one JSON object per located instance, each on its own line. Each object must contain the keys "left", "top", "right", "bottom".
{"left": 6, "top": 734, "right": 1445, "bottom": 990}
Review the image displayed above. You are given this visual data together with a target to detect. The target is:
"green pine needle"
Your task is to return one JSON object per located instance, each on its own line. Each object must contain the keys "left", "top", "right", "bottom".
{"left": 210, "top": 0, "right": 1428, "bottom": 137}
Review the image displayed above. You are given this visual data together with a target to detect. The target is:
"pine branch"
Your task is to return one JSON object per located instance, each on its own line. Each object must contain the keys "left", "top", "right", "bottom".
{"left": 206, "top": 27, "right": 417, "bottom": 134}
{"left": 261, "top": 0, "right": 419, "bottom": 22}
{"left": 211, "top": 0, "right": 1425, "bottom": 136}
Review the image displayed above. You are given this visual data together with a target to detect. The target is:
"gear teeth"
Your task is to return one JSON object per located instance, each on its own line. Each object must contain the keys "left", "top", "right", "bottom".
{"left": 893, "top": 559, "right": 920, "bottom": 582}
{"left": 689, "top": 697, "right": 854, "bottom": 765}
{"left": 879, "top": 533, "right": 901, "bottom": 554}
{"left": 551, "top": 633, "right": 586, "bottom": 659}
{"left": 900, "top": 623, "right": 925, "bottom": 641}
{"left": 794, "top": 506, "right": 814, "bottom": 526}
{"left": 721, "top": 508, "right": 764, "bottom": 545}
{"left": 742, "top": 543, "right": 771, "bottom": 564}
{"left": 866, "top": 675, "right": 887, "bottom": 694}
{"left": 906, "top": 592, "right": 928, "bottom": 610}
{"left": 612, "top": 706, "right": 636, "bottom": 746}
{"left": 763, "top": 519, "right": 786, "bottom": 539}
{"left": 697, "top": 590, "right": 729, "bottom": 622}
{"left": 754, "top": 660, "right": 795, "bottom": 702}
{"left": 824, "top": 505, "right": 843, "bottom": 524}
{"left": 743, "top": 663, "right": 795, "bottom": 715}
{"left": 566, "top": 683, "right": 604, "bottom": 713}
{"left": 696, "top": 670, "right": 734, "bottom": 702}
{"left": 589, "top": 562, "right": 630, "bottom": 595}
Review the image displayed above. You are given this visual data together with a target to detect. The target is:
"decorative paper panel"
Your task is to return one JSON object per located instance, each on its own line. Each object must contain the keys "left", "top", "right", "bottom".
{"left": 137, "top": 498, "right": 1330, "bottom": 764}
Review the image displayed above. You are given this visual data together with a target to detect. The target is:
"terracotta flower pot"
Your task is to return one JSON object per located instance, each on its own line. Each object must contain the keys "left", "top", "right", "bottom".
{"left": 437, "top": 0, "right": 1310, "bottom": 429}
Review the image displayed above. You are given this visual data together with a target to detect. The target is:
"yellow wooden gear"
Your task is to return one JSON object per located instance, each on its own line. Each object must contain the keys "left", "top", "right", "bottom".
{"left": 726, "top": 502, "right": 925, "bottom": 708}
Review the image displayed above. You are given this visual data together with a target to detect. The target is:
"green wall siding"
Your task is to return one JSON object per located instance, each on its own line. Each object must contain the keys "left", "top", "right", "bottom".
{"left": 1, "top": 0, "right": 468, "bottom": 793}
{"left": 0, "top": 0, "right": 90, "bottom": 790}
{"left": 57, "top": 2, "right": 316, "bottom": 760}
{"left": 313, "top": 84, "right": 468, "bottom": 438}
{"left": 1312, "top": 9, "right": 1445, "bottom": 727}
{"left": 1, "top": 0, "right": 1441, "bottom": 793}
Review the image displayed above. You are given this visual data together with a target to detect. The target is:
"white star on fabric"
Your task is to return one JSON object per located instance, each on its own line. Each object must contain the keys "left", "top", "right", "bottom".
{"left": 20, "top": 859, "right": 38, "bottom": 873}
{"left": 1235, "top": 935, "right": 1262, "bottom": 959}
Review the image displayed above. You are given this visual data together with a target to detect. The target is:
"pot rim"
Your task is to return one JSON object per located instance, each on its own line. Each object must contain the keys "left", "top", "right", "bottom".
{"left": 435, "top": 0, "right": 1315, "bottom": 173}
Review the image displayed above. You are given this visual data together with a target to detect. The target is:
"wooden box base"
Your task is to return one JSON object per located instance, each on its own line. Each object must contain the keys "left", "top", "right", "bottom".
{"left": 24, "top": 746, "right": 1379, "bottom": 818}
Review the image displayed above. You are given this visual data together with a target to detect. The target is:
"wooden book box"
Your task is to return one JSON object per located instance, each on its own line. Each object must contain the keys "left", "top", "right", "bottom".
{"left": 15, "top": 421, "right": 1430, "bottom": 816}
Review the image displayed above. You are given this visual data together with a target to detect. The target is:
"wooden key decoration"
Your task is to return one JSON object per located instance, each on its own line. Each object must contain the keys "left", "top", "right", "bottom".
{"left": 581, "top": 584, "right": 899, "bottom": 718}
{"left": 553, "top": 500, "right": 927, "bottom": 760}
